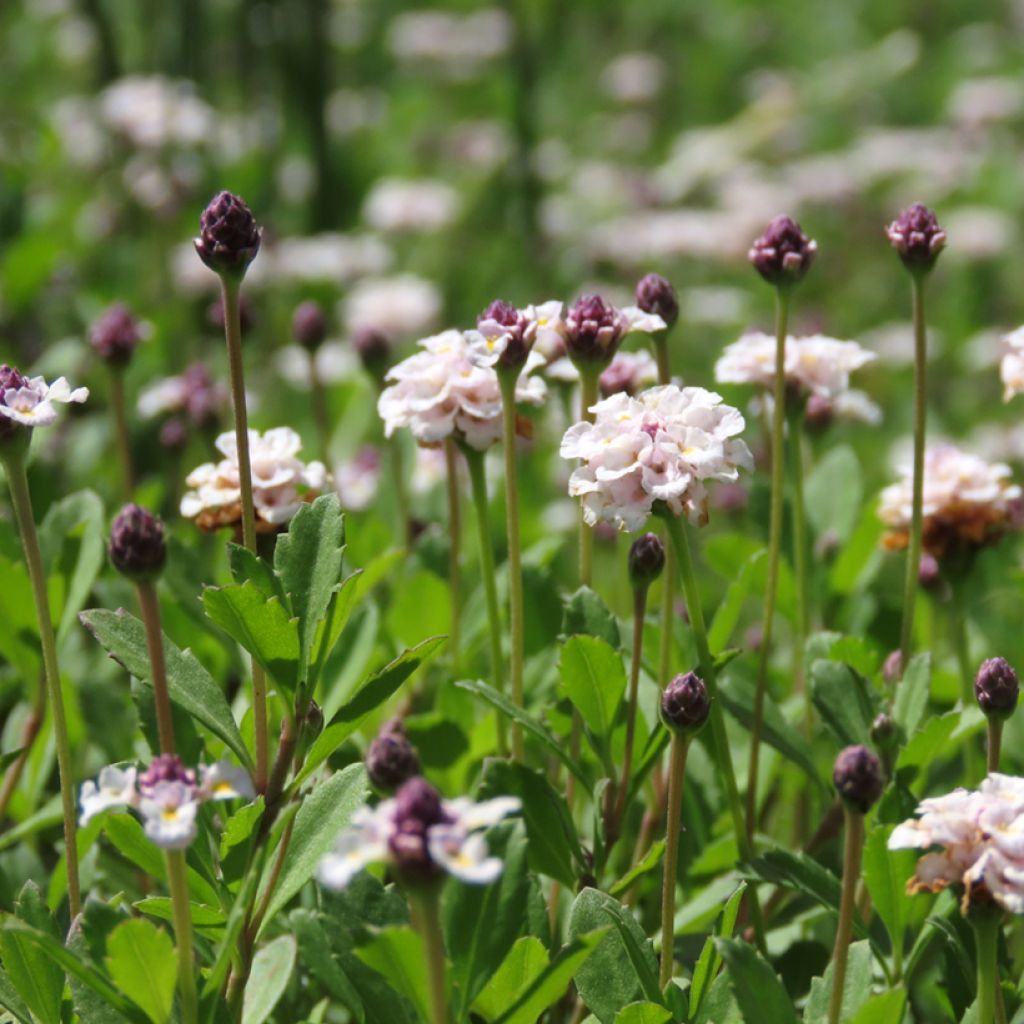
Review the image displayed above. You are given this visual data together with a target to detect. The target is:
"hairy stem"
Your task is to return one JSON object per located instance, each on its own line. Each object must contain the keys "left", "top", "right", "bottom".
{"left": 828, "top": 808, "right": 864, "bottom": 1024}
{"left": 136, "top": 580, "right": 176, "bottom": 755}
{"left": 166, "top": 849, "right": 199, "bottom": 1024}
{"left": 444, "top": 439, "right": 462, "bottom": 677}
{"left": 659, "top": 734, "right": 690, "bottom": 988}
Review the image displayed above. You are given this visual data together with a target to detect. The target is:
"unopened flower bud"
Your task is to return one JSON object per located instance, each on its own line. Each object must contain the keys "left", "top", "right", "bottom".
{"left": 366, "top": 717, "right": 421, "bottom": 792}
{"left": 565, "top": 294, "right": 625, "bottom": 367}
{"left": 89, "top": 304, "right": 143, "bottom": 367}
{"left": 871, "top": 712, "right": 897, "bottom": 751}
{"left": 661, "top": 671, "right": 710, "bottom": 736}
{"left": 0, "top": 364, "right": 28, "bottom": 442}
{"left": 194, "top": 191, "right": 261, "bottom": 277}
{"left": 918, "top": 553, "right": 941, "bottom": 591}
{"left": 138, "top": 753, "right": 195, "bottom": 794}
{"left": 833, "top": 744, "right": 883, "bottom": 814}
{"left": 292, "top": 300, "right": 328, "bottom": 351}
{"left": 390, "top": 776, "right": 450, "bottom": 883}
{"left": 635, "top": 273, "right": 678, "bottom": 329}
{"left": 748, "top": 215, "right": 817, "bottom": 287}
{"left": 883, "top": 649, "right": 903, "bottom": 685}
{"left": 886, "top": 203, "right": 946, "bottom": 273}
{"left": 109, "top": 504, "right": 166, "bottom": 581}
{"left": 159, "top": 416, "right": 189, "bottom": 452}
{"left": 354, "top": 326, "right": 391, "bottom": 383}
{"left": 974, "top": 657, "right": 1019, "bottom": 720}
{"left": 628, "top": 532, "right": 665, "bottom": 590}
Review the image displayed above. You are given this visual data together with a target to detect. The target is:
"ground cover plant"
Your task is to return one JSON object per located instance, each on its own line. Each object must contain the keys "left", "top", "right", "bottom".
{"left": 5, "top": 2, "right": 1024, "bottom": 1022}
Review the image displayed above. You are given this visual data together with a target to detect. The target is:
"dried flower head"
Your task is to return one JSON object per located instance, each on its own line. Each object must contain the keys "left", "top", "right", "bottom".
{"left": 563, "top": 294, "right": 665, "bottom": 368}
{"left": 635, "top": 273, "right": 679, "bottom": 329}
{"left": 194, "top": 191, "right": 261, "bottom": 277}
{"left": 0, "top": 365, "right": 89, "bottom": 442}
{"left": 661, "top": 671, "right": 710, "bottom": 736}
{"left": 365, "top": 718, "right": 421, "bottom": 792}
{"left": 292, "top": 300, "right": 328, "bottom": 351}
{"left": 975, "top": 657, "right": 1019, "bottom": 720}
{"left": 559, "top": 384, "right": 752, "bottom": 532}
{"left": 833, "top": 745, "right": 884, "bottom": 813}
{"left": 748, "top": 215, "right": 817, "bottom": 286}
{"left": 109, "top": 504, "right": 166, "bottom": 581}
{"left": 628, "top": 532, "right": 665, "bottom": 590}
{"left": 89, "top": 304, "right": 144, "bottom": 366}
{"left": 886, "top": 203, "right": 946, "bottom": 273}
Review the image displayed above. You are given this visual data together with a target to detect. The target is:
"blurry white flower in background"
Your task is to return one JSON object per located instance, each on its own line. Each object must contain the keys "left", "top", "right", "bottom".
{"left": 344, "top": 274, "right": 442, "bottom": 339}
{"left": 444, "top": 120, "right": 510, "bottom": 170}
{"left": 947, "top": 76, "right": 1024, "bottom": 130}
{"left": 326, "top": 88, "right": 389, "bottom": 138}
{"left": 276, "top": 342, "right": 358, "bottom": 391}
{"left": 411, "top": 444, "right": 449, "bottom": 495}
{"left": 1001, "top": 326, "right": 1024, "bottom": 401}
{"left": 99, "top": 76, "right": 213, "bottom": 150}
{"left": 387, "top": 9, "right": 511, "bottom": 79}
{"left": 942, "top": 207, "right": 1013, "bottom": 261}
{"left": 51, "top": 97, "right": 107, "bottom": 168}
{"left": 600, "top": 52, "right": 665, "bottom": 104}
{"left": 335, "top": 447, "right": 381, "bottom": 511}
{"left": 363, "top": 178, "right": 460, "bottom": 233}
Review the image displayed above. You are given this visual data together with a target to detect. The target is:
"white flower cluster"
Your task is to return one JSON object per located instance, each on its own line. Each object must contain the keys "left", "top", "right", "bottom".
{"left": 714, "top": 332, "right": 876, "bottom": 397}
{"left": 80, "top": 757, "right": 253, "bottom": 850}
{"left": 559, "top": 385, "right": 753, "bottom": 532}
{"left": 181, "top": 428, "right": 327, "bottom": 531}
{"left": 378, "top": 330, "right": 546, "bottom": 451}
{"left": 465, "top": 300, "right": 564, "bottom": 369}
{"left": 878, "top": 443, "right": 1021, "bottom": 555}
{"left": 890, "top": 774, "right": 1024, "bottom": 914}
{"left": 0, "top": 374, "right": 89, "bottom": 430}
{"left": 99, "top": 76, "right": 214, "bottom": 150}
{"left": 363, "top": 178, "right": 460, "bottom": 233}
{"left": 1000, "top": 326, "right": 1024, "bottom": 402}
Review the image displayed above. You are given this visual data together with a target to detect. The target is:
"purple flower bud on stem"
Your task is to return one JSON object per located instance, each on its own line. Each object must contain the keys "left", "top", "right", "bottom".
{"left": 883, "top": 649, "right": 903, "bottom": 686}
{"left": 0, "top": 364, "right": 28, "bottom": 442}
{"left": 479, "top": 299, "right": 531, "bottom": 370}
{"left": 292, "top": 300, "right": 328, "bottom": 351}
{"left": 628, "top": 532, "right": 665, "bottom": 591}
{"left": 89, "top": 304, "right": 143, "bottom": 367}
{"left": 565, "top": 294, "right": 625, "bottom": 367}
{"left": 833, "top": 745, "right": 883, "bottom": 814}
{"left": 366, "top": 718, "right": 421, "bottom": 792}
{"left": 661, "top": 671, "right": 710, "bottom": 736}
{"left": 138, "top": 753, "right": 195, "bottom": 793}
{"left": 194, "top": 191, "right": 261, "bottom": 278}
{"left": 389, "top": 776, "right": 452, "bottom": 883}
{"left": 975, "top": 657, "right": 1019, "bottom": 720}
{"left": 748, "top": 215, "right": 817, "bottom": 287}
{"left": 635, "top": 273, "right": 678, "bottom": 328}
{"left": 109, "top": 503, "right": 166, "bottom": 581}
{"left": 354, "top": 326, "right": 392, "bottom": 383}
{"left": 886, "top": 203, "right": 946, "bottom": 274}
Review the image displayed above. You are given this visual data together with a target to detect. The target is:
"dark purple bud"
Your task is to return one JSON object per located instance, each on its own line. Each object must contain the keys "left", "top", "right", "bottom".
{"left": 883, "top": 649, "right": 903, "bottom": 686}
{"left": 635, "top": 273, "right": 678, "bottom": 328}
{"left": 89, "top": 304, "right": 143, "bottom": 367}
{"left": 389, "top": 776, "right": 453, "bottom": 882}
{"left": 975, "top": 657, "right": 1019, "bottom": 720}
{"left": 207, "top": 293, "right": 254, "bottom": 335}
{"left": 918, "top": 553, "right": 941, "bottom": 591}
{"left": 292, "top": 300, "right": 328, "bottom": 351}
{"left": 661, "top": 671, "right": 710, "bottom": 736}
{"left": 478, "top": 299, "right": 531, "bottom": 370}
{"left": 565, "top": 294, "right": 626, "bottom": 367}
{"left": 366, "top": 717, "right": 421, "bottom": 792}
{"left": 833, "top": 745, "right": 883, "bottom": 813}
{"left": 886, "top": 203, "right": 946, "bottom": 273}
{"left": 138, "top": 753, "right": 195, "bottom": 794}
{"left": 0, "top": 364, "right": 28, "bottom": 442}
{"left": 181, "top": 363, "right": 222, "bottom": 428}
{"left": 628, "top": 532, "right": 665, "bottom": 590}
{"left": 194, "top": 191, "right": 261, "bottom": 277}
{"left": 159, "top": 416, "right": 189, "bottom": 452}
{"left": 748, "top": 215, "right": 817, "bottom": 287}
{"left": 870, "top": 712, "right": 897, "bottom": 751}
{"left": 804, "top": 393, "right": 834, "bottom": 433}
{"left": 109, "top": 504, "right": 166, "bottom": 581}
{"left": 353, "top": 326, "right": 392, "bottom": 382}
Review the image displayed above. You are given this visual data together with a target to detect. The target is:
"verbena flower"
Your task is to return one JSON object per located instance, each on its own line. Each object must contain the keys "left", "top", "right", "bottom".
{"left": 0, "top": 366, "right": 88, "bottom": 437}
{"left": 316, "top": 777, "right": 520, "bottom": 889}
{"left": 466, "top": 300, "right": 564, "bottom": 371}
{"left": 181, "top": 427, "right": 326, "bottom": 532}
{"left": 79, "top": 755, "right": 253, "bottom": 850}
{"left": 879, "top": 443, "right": 1022, "bottom": 557}
{"left": 563, "top": 294, "right": 665, "bottom": 368}
{"left": 559, "top": 384, "right": 752, "bottom": 532}
{"left": 889, "top": 775, "right": 1024, "bottom": 913}
{"left": 378, "top": 329, "right": 546, "bottom": 451}
{"left": 714, "top": 332, "right": 876, "bottom": 398}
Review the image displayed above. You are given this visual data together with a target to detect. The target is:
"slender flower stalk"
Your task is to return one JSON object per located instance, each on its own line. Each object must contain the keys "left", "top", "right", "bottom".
{"left": 410, "top": 886, "right": 448, "bottom": 1024}
{"left": 462, "top": 445, "right": 507, "bottom": 756}
{"left": 109, "top": 369, "right": 134, "bottom": 500}
{"left": 166, "top": 848, "right": 199, "bottom": 1024}
{"left": 497, "top": 372, "right": 525, "bottom": 761}
{"left": 444, "top": 438, "right": 462, "bottom": 676}
{"left": 1, "top": 446, "right": 81, "bottom": 917}
{"left": 659, "top": 734, "right": 690, "bottom": 987}
{"left": 747, "top": 284, "right": 791, "bottom": 840}
{"left": 971, "top": 910, "right": 1002, "bottom": 1024}
{"left": 293, "top": 301, "right": 332, "bottom": 464}
{"left": 788, "top": 403, "right": 810, "bottom": 681}
{"left": 137, "top": 579, "right": 176, "bottom": 754}
{"left": 951, "top": 594, "right": 982, "bottom": 783}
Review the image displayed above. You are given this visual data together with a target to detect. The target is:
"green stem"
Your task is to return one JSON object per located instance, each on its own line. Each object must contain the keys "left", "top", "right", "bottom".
{"left": 2, "top": 449, "right": 81, "bottom": 917}
{"left": 828, "top": 808, "right": 864, "bottom": 1024}
{"left": 951, "top": 590, "right": 982, "bottom": 783}
{"left": 971, "top": 910, "right": 1002, "bottom": 1024}
{"left": 660, "top": 509, "right": 767, "bottom": 954}
{"left": 611, "top": 586, "right": 647, "bottom": 845}
{"left": 136, "top": 580, "right": 176, "bottom": 754}
{"left": 899, "top": 274, "right": 928, "bottom": 673}
{"left": 987, "top": 719, "right": 1003, "bottom": 775}
{"left": 787, "top": 405, "right": 810, "bottom": 684}
{"left": 166, "top": 849, "right": 199, "bottom": 1024}
{"left": 409, "top": 886, "right": 448, "bottom": 1024}
{"left": 653, "top": 333, "right": 671, "bottom": 385}
{"left": 308, "top": 355, "right": 331, "bottom": 466}
{"left": 444, "top": 439, "right": 462, "bottom": 678}
{"left": 498, "top": 374, "right": 525, "bottom": 762}
{"left": 463, "top": 445, "right": 507, "bottom": 757}
{"left": 747, "top": 286, "right": 790, "bottom": 843}
{"left": 659, "top": 734, "right": 690, "bottom": 989}
{"left": 389, "top": 433, "right": 412, "bottom": 547}
{"left": 577, "top": 369, "right": 600, "bottom": 587}
{"left": 109, "top": 368, "right": 134, "bottom": 501}
{"left": 219, "top": 276, "right": 269, "bottom": 794}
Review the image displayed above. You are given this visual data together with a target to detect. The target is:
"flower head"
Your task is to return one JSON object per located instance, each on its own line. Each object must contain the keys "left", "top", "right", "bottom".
{"left": 661, "top": 672, "right": 710, "bottom": 736}
{"left": 559, "top": 384, "right": 752, "bottom": 532}
{"left": 292, "top": 300, "right": 328, "bottom": 351}
{"left": 181, "top": 427, "right": 326, "bottom": 533}
{"left": 628, "top": 532, "right": 665, "bottom": 590}
{"left": 879, "top": 444, "right": 1022, "bottom": 559}
{"left": 0, "top": 366, "right": 88, "bottom": 440}
{"left": 748, "top": 215, "right": 816, "bottom": 286}
{"left": 194, "top": 191, "right": 261, "bottom": 277}
{"left": 975, "top": 657, "right": 1019, "bottom": 721}
{"left": 138, "top": 363, "right": 225, "bottom": 429}
{"left": 316, "top": 777, "right": 520, "bottom": 889}
{"left": 564, "top": 294, "right": 665, "bottom": 368}
{"left": 467, "top": 300, "right": 563, "bottom": 372}
{"left": 89, "top": 304, "right": 144, "bottom": 366}
{"left": 635, "top": 273, "right": 678, "bottom": 329}
{"left": 378, "top": 330, "right": 546, "bottom": 451}
{"left": 599, "top": 349, "right": 660, "bottom": 397}
{"left": 335, "top": 446, "right": 381, "bottom": 512}
{"left": 366, "top": 718, "right": 421, "bottom": 792}
{"left": 109, "top": 504, "right": 167, "bottom": 581}
{"left": 80, "top": 765, "right": 139, "bottom": 825}
{"left": 833, "top": 745, "right": 884, "bottom": 814}
{"left": 886, "top": 202, "right": 946, "bottom": 273}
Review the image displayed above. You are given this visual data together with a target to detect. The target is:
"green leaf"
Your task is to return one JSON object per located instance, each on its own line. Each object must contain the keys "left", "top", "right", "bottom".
{"left": 609, "top": 841, "right": 665, "bottom": 900}
{"left": 713, "top": 937, "right": 798, "bottom": 1024}
{"left": 258, "top": 763, "right": 369, "bottom": 931}
{"left": 308, "top": 569, "right": 363, "bottom": 687}
{"left": 297, "top": 638, "right": 445, "bottom": 785}
{"left": 615, "top": 1003, "right": 672, "bottom": 1024}
{"left": 492, "top": 929, "right": 609, "bottom": 1024}
{"left": 0, "top": 882, "right": 63, "bottom": 1024}
{"left": 893, "top": 653, "right": 931, "bottom": 741}
{"left": 862, "top": 825, "right": 916, "bottom": 964}
{"left": 291, "top": 910, "right": 365, "bottom": 1023}
{"left": 562, "top": 587, "right": 620, "bottom": 648}
{"left": 810, "top": 659, "right": 878, "bottom": 748}
{"left": 803, "top": 940, "right": 872, "bottom": 1023}
{"left": 202, "top": 580, "right": 300, "bottom": 694}
{"left": 569, "top": 889, "right": 659, "bottom": 1024}
{"left": 105, "top": 918, "right": 177, "bottom": 1024}
{"left": 274, "top": 494, "right": 346, "bottom": 680}
{"left": 692, "top": 972, "right": 741, "bottom": 1024}
{"left": 805, "top": 446, "right": 862, "bottom": 543}
{"left": 744, "top": 848, "right": 841, "bottom": 912}
{"left": 472, "top": 936, "right": 548, "bottom": 1022}
{"left": 354, "top": 927, "right": 430, "bottom": 1023}
{"left": 600, "top": 904, "right": 662, "bottom": 1007}
{"left": 560, "top": 634, "right": 627, "bottom": 747}
{"left": 846, "top": 990, "right": 905, "bottom": 1024}
{"left": 79, "top": 608, "right": 251, "bottom": 768}
{"left": 133, "top": 898, "right": 224, "bottom": 929}
{"left": 444, "top": 822, "right": 530, "bottom": 1017}
{"left": 896, "top": 710, "right": 958, "bottom": 775}
{"left": 0, "top": 970, "right": 33, "bottom": 1024}
{"left": 708, "top": 550, "right": 764, "bottom": 655}
{"left": 479, "top": 759, "right": 583, "bottom": 888}
{"left": 228, "top": 543, "right": 285, "bottom": 602}
{"left": 242, "top": 935, "right": 296, "bottom": 1024}
{"left": 689, "top": 883, "right": 746, "bottom": 1020}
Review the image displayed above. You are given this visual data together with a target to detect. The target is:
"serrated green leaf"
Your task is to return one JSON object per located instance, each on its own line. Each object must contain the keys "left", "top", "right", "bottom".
{"left": 242, "top": 935, "right": 296, "bottom": 1024}
{"left": 105, "top": 918, "right": 176, "bottom": 1024}
{"left": 79, "top": 608, "right": 251, "bottom": 768}
{"left": 804, "top": 940, "right": 872, "bottom": 1023}
{"left": 308, "top": 569, "right": 363, "bottom": 687}
{"left": 354, "top": 926, "right": 430, "bottom": 1023}
{"left": 0, "top": 882, "right": 62, "bottom": 1024}
{"left": 862, "top": 826, "right": 916, "bottom": 966}
{"left": 810, "top": 659, "right": 878, "bottom": 748}
{"left": 562, "top": 586, "right": 621, "bottom": 648}
{"left": 893, "top": 653, "right": 931, "bottom": 742}
{"left": 132, "top": 898, "right": 224, "bottom": 928}
{"left": 560, "top": 634, "right": 627, "bottom": 748}
{"left": 0, "top": 970, "right": 33, "bottom": 1024}
{"left": 228, "top": 543, "right": 285, "bottom": 601}
{"left": 714, "top": 937, "right": 798, "bottom": 1024}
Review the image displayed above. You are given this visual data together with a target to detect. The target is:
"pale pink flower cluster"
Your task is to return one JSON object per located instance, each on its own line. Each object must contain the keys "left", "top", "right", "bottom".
{"left": 889, "top": 774, "right": 1024, "bottom": 913}
{"left": 715, "top": 332, "right": 876, "bottom": 397}
{"left": 878, "top": 443, "right": 1021, "bottom": 555}
{"left": 0, "top": 375, "right": 89, "bottom": 429}
{"left": 378, "top": 330, "right": 546, "bottom": 451}
{"left": 466, "top": 300, "right": 564, "bottom": 369}
{"left": 181, "top": 428, "right": 327, "bottom": 530}
{"left": 560, "top": 384, "right": 753, "bottom": 532}
{"left": 1000, "top": 326, "right": 1024, "bottom": 401}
